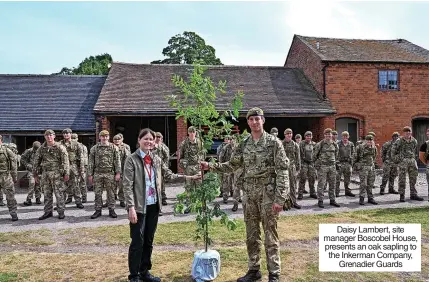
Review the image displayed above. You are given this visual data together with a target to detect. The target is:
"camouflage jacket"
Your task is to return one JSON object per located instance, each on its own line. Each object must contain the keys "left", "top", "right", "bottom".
{"left": 354, "top": 143, "right": 377, "bottom": 167}
{"left": 79, "top": 143, "right": 89, "bottom": 167}
{"left": 60, "top": 140, "right": 84, "bottom": 171}
{"left": 219, "top": 142, "right": 233, "bottom": 163}
{"left": 391, "top": 136, "right": 418, "bottom": 163}
{"left": 381, "top": 140, "right": 395, "bottom": 164}
{"left": 282, "top": 139, "right": 301, "bottom": 168}
{"left": 88, "top": 143, "right": 121, "bottom": 176}
{"left": 153, "top": 143, "right": 170, "bottom": 166}
{"left": 115, "top": 144, "right": 131, "bottom": 173}
{"left": 21, "top": 148, "right": 38, "bottom": 172}
{"left": 210, "top": 131, "right": 290, "bottom": 205}
{"left": 299, "top": 140, "right": 316, "bottom": 164}
{"left": 33, "top": 142, "right": 69, "bottom": 177}
{"left": 314, "top": 139, "right": 339, "bottom": 166}
{"left": 179, "top": 137, "right": 205, "bottom": 169}
{"left": 123, "top": 143, "right": 131, "bottom": 153}
{"left": 0, "top": 144, "right": 17, "bottom": 180}
{"left": 338, "top": 140, "right": 355, "bottom": 164}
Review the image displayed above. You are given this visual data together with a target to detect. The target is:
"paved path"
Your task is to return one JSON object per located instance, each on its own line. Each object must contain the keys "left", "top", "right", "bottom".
{"left": 1, "top": 173, "right": 428, "bottom": 233}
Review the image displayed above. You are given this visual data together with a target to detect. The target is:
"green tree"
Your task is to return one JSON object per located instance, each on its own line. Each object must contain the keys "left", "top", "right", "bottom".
{"left": 53, "top": 53, "right": 112, "bottom": 75}
{"left": 167, "top": 62, "right": 243, "bottom": 252}
{"left": 152, "top": 31, "right": 223, "bottom": 65}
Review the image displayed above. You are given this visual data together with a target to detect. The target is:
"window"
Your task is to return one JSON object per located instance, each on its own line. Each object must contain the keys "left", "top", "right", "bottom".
{"left": 378, "top": 70, "right": 399, "bottom": 90}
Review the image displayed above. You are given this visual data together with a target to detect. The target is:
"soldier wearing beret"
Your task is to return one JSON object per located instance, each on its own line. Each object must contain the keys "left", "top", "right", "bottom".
{"left": 201, "top": 107, "right": 291, "bottom": 282}
{"left": 335, "top": 131, "right": 356, "bottom": 197}
{"left": 152, "top": 132, "right": 170, "bottom": 208}
{"left": 117, "top": 133, "right": 131, "bottom": 153}
{"left": 282, "top": 128, "right": 301, "bottom": 209}
{"left": 33, "top": 130, "right": 70, "bottom": 220}
{"left": 391, "top": 126, "right": 424, "bottom": 202}
{"left": 0, "top": 134, "right": 18, "bottom": 221}
{"left": 353, "top": 135, "right": 378, "bottom": 205}
{"left": 298, "top": 131, "right": 317, "bottom": 199}
{"left": 113, "top": 134, "right": 131, "bottom": 208}
{"left": 379, "top": 132, "right": 400, "bottom": 195}
{"left": 71, "top": 133, "right": 89, "bottom": 203}
{"left": 218, "top": 135, "right": 234, "bottom": 204}
{"left": 21, "top": 141, "right": 42, "bottom": 206}
{"left": 270, "top": 127, "right": 279, "bottom": 140}
{"left": 295, "top": 134, "right": 302, "bottom": 144}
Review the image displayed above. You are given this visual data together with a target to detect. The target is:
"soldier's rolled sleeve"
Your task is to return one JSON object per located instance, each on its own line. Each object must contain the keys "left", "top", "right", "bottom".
{"left": 122, "top": 156, "right": 135, "bottom": 208}
{"left": 274, "top": 140, "right": 289, "bottom": 205}
{"left": 113, "top": 147, "right": 121, "bottom": 174}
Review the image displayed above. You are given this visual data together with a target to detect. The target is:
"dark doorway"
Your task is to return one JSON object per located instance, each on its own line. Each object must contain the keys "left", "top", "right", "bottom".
{"left": 412, "top": 118, "right": 429, "bottom": 167}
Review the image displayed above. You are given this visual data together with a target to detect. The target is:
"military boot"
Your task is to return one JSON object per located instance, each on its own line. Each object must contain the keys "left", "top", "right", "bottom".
{"left": 91, "top": 210, "right": 102, "bottom": 219}
{"left": 81, "top": 195, "right": 87, "bottom": 203}
{"left": 35, "top": 198, "right": 42, "bottom": 205}
{"left": 102, "top": 202, "right": 108, "bottom": 208}
{"left": 330, "top": 200, "right": 340, "bottom": 207}
{"left": 76, "top": 202, "right": 84, "bottom": 209}
{"left": 410, "top": 195, "right": 424, "bottom": 201}
{"left": 399, "top": 194, "right": 405, "bottom": 202}
{"left": 161, "top": 199, "right": 168, "bottom": 206}
{"left": 268, "top": 273, "right": 280, "bottom": 282}
{"left": 39, "top": 212, "right": 53, "bottom": 220}
{"left": 359, "top": 197, "right": 365, "bottom": 205}
{"left": 58, "top": 211, "right": 65, "bottom": 219}
{"left": 303, "top": 189, "right": 309, "bottom": 194}
{"left": 345, "top": 185, "right": 355, "bottom": 197}
{"left": 23, "top": 199, "right": 32, "bottom": 206}
{"left": 120, "top": 201, "right": 126, "bottom": 208}
{"left": 65, "top": 197, "right": 72, "bottom": 204}
{"left": 297, "top": 194, "right": 303, "bottom": 200}
{"left": 0, "top": 199, "right": 4, "bottom": 206}
{"left": 232, "top": 202, "right": 238, "bottom": 212}
{"left": 237, "top": 270, "right": 262, "bottom": 282}
{"left": 368, "top": 198, "right": 378, "bottom": 205}
{"left": 379, "top": 187, "right": 385, "bottom": 195}
{"left": 109, "top": 209, "right": 117, "bottom": 218}
{"left": 293, "top": 203, "right": 302, "bottom": 209}
{"left": 388, "top": 188, "right": 399, "bottom": 194}
{"left": 310, "top": 194, "right": 318, "bottom": 199}
{"left": 10, "top": 212, "right": 18, "bottom": 221}
{"left": 318, "top": 200, "right": 324, "bottom": 208}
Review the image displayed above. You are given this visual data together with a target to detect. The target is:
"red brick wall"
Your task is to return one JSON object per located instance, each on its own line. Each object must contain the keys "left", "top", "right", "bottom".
{"left": 95, "top": 115, "right": 110, "bottom": 141}
{"left": 285, "top": 36, "right": 325, "bottom": 93}
{"left": 176, "top": 117, "right": 187, "bottom": 173}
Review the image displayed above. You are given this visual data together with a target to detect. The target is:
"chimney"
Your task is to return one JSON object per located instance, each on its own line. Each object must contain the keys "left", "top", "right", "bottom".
{"left": 316, "top": 42, "right": 320, "bottom": 50}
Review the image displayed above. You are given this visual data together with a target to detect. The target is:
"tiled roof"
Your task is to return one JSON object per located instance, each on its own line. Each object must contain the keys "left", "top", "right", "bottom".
{"left": 296, "top": 35, "right": 429, "bottom": 63}
{"left": 0, "top": 75, "right": 106, "bottom": 132}
{"left": 95, "top": 62, "right": 335, "bottom": 116}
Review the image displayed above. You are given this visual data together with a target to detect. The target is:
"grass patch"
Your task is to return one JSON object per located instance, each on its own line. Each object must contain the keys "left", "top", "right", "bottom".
{"left": 0, "top": 273, "right": 18, "bottom": 282}
{"left": 0, "top": 229, "right": 54, "bottom": 246}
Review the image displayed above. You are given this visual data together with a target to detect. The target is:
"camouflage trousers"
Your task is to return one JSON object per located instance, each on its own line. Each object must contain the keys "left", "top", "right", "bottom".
{"left": 26, "top": 172, "right": 42, "bottom": 201}
{"left": 221, "top": 173, "right": 233, "bottom": 201}
{"left": 299, "top": 163, "right": 317, "bottom": 195}
{"left": 64, "top": 164, "right": 82, "bottom": 204}
{"left": 115, "top": 177, "right": 125, "bottom": 202}
{"left": 94, "top": 172, "right": 116, "bottom": 210}
{"left": 336, "top": 162, "right": 353, "bottom": 194}
{"left": 358, "top": 165, "right": 375, "bottom": 199}
{"left": 41, "top": 170, "right": 66, "bottom": 213}
{"left": 398, "top": 158, "right": 418, "bottom": 196}
{"left": 0, "top": 172, "right": 17, "bottom": 215}
{"left": 380, "top": 162, "right": 398, "bottom": 191}
{"left": 288, "top": 164, "right": 298, "bottom": 204}
{"left": 317, "top": 165, "right": 336, "bottom": 201}
{"left": 232, "top": 168, "right": 243, "bottom": 204}
{"left": 79, "top": 167, "right": 87, "bottom": 199}
{"left": 242, "top": 181, "right": 281, "bottom": 275}
{"left": 184, "top": 164, "right": 202, "bottom": 193}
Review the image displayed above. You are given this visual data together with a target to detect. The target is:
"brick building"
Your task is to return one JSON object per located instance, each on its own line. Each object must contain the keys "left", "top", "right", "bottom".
{"left": 285, "top": 35, "right": 429, "bottom": 164}
{"left": 94, "top": 62, "right": 335, "bottom": 171}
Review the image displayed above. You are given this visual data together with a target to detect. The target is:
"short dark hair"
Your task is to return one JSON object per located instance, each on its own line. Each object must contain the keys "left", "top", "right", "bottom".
{"left": 138, "top": 128, "right": 155, "bottom": 140}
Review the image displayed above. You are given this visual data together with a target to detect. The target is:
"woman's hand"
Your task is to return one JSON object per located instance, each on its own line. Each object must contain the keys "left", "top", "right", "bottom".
{"left": 128, "top": 207, "right": 137, "bottom": 224}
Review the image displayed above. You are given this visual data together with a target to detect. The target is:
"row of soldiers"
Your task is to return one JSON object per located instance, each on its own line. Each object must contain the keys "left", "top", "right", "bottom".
{"left": 213, "top": 125, "right": 427, "bottom": 211}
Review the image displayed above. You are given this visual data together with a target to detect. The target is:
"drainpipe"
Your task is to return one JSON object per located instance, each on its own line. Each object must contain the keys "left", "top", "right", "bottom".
{"left": 322, "top": 62, "right": 328, "bottom": 100}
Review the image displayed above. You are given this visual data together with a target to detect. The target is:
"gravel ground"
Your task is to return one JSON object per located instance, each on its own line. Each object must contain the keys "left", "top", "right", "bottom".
{"left": 1, "top": 172, "right": 428, "bottom": 233}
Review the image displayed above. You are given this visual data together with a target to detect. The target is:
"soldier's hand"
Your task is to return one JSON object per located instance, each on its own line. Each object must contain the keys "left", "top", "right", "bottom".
{"left": 88, "top": 176, "right": 94, "bottom": 185}
{"left": 200, "top": 161, "right": 209, "bottom": 171}
{"left": 64, "top": 175, "right": 69, "bottom": 182}
{"left": 115, "top": 173, "right": 121, "bottom": 182}
{"left": 272, "top": 203, "right": 283, "bottom": 213}
{"left": 128, "top": 207, "right": 138, "bottom": 224}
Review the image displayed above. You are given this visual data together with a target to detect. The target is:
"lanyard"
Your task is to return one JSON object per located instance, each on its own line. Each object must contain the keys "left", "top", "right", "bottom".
{"left": 144, "top": 160, "right": 153, "bottom": 183}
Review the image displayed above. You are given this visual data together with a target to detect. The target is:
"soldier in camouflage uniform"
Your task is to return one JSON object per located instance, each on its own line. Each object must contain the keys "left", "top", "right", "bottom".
{"left": 88, "top": 130, "right": 121, "bottom": 219}
{"left": 391, "top": 126, "right": 424, "bottom": 202}
{"left": 323, "top": 130, "right": 339, "bottom": 192}
{"left": 0, "top": 135, "right": 18, "bottom": 221}
{"left": 113, "top": 134, "right": 131, "bottom": 208}
{"left": 71, "top": 133, "right": 89, "bottom": 203}
{"left": 201, "top": 107, "right": 291, "bottom": 282}
{"left": 295, "top": 134, "right": 302, "bottom": 144}
{"left": 298, "top": 131, "right": 317, "bottom": 199}
{"left": 219, "top": 135, "right": 233, "bottom": 203}
{"left": 283, "top": 128, "right": 301, "bottom": 209}
{"left": 21, "top": 141, "right": 42, "bottom": 206}
{"left": 314, "top": 128, "right": 340, "bottom": 208}
{"left": 231, "top": 133, "right": 245, "bottom": 212}
{"left": 418, "top": 127, "right": 429, "bottom": 201}
{"left": 179, "top": 126, "right": 205, "bottom": 213}
{"left": 353, "top": 135, "right": 378, "bottom": 205}
{"left": 270, "top": 127, "right": 279, "bottom": 139}
{"left": 379, "top": 132, "right": 400, "bottom": 195}
{"left": 153, "top": 132, "right": 170, "bottom": 209}
{"left": 61, "top": 128, "right": 85, "bottom": 209}
{"left": 336, "top": 131, "right": 356, "bottom": 197}
{"left": 117, "top": 133, "right": 131, "bottom": 152}
{"left": 33, "top": 130, "right": 70, "bottom": 220}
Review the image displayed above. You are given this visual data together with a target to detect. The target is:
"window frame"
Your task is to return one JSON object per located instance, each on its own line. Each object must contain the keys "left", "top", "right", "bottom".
{"left": 378, "top": 69, "right": 400, "bottom": 91}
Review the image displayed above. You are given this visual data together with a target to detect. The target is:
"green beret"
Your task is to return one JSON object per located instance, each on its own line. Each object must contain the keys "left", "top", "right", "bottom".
{"left": 402, "top": 126, "right": 411, "bottom": 132}
{"left": 62, "top": 128, "right": 72, "bottom": 134}
{"left": 113, "top": 134, "right": 121, "bottom": 140}
{"left": 270, "top": 127, "right": 278, "bottom": 134}
{"left": 332, "top": 130, "right": 338, "bottom": 135}
{"left": 324, "top": 128, "right": 332, "bottom": 134}
{"left": 304, "top": 131, "right": 312, "bottom": 137}
{"left": 99, "top": 130, "right": 109, "bottom": 136}
{"left": 365, "top": 135, "right": 374, "bottom": 141}
{"left": 117, "top": 133, "right": 124, "bottom": 138}
{"left": 155, "top": 132, "right": 163, "bottom": 138}
{"left": 188, "top": 126, "right": 196, "bottom": 133}
{"left": 44, "top": 129, "right": 55, "bottom": 136}
{"left": 341, "top": 131, "right": 349, "bottom": 137}
{"left": 246, "top": 107, "right": 264, "bottom": 119}
{"left": 295, "top": 134, "right": 302, "bottom": 139}
{"left": 284, "top": 128, "right": 293, "bottom": 134}
{"left": 32, "top": 141, "right": 41, "bottom": 149}
{"left": 368, "top": 131, "right": 376, "bottom": 137}
{"left": 71, "top": 133, "right": 78, "bottom": 140}
{"left": 392, "top": 132, "right": 400, "bottom": 137}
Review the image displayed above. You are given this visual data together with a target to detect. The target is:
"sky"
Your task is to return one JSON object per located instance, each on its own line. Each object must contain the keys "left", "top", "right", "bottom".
{"left": 1, "top": 1, "right": 429, "bottom": 74}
